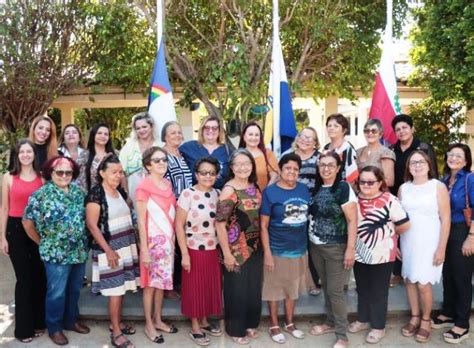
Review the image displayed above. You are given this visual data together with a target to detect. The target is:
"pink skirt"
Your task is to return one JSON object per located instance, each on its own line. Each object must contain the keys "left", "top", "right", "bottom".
{"left": 181, "top": 248, "right": 223, "bottom": 318}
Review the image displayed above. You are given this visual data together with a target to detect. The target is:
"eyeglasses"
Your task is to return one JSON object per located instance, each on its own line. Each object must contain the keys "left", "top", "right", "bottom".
{"left": 197, "top": 170, "right": 217, "bottom": 177}
{"left": 447, "top": 152, "right": 465, "bottom": 160}
{"left": 318, "top": 163, "right": 337, "bottom": 170}
{"left": 232, "top": 162, "right": 252, "bottom": 168}
{"left": 359, "top": 180, "right": 379, "bottom": 186}
{"left": 299, "top": 134, "right": 315, "bottom": 142}
{"left": 150, "top": 157, "right": 168, "bottom": 164}
{"left": 203, "top": 125, "right": 219, "bottom": 132}
{"left": 363, "top": 128, "right": 379, "bottom": 135}
{"left": 53, "top": 170, "right": 73, "bottom": 177}
{"left": 409, "top": 160, "right": 427, "bottom": 167}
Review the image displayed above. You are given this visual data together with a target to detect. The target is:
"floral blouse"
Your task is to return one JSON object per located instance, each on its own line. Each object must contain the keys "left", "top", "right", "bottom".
{"left": 215, "top": 184, "right": 261, "bottom": 266}
{"left": 23, "top": 181, "right": 88, "bottom": 265}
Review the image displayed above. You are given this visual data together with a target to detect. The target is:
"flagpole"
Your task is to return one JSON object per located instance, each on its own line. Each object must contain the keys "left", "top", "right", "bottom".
{"left": 157, "top": 0, "right": 163, "bottom": 46}
{"left": 272, "top": 0, "right": 281, "bottom": 156}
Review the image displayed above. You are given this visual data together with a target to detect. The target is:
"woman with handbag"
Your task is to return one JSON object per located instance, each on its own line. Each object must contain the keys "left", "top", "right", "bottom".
{"left": 433, "top": 143, "right": 474, "bottom": 344}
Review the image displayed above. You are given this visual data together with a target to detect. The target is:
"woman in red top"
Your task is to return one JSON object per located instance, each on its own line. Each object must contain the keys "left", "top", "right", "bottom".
{"left": 0, "top": 139, "right": 45, "bottom": 343}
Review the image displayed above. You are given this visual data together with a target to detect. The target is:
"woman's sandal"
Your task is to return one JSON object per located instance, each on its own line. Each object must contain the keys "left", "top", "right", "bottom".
{"left": 365, "top": 329, "right": 385, "bottom": 344}
{"left": 268, "top": 326, "right": 286, "bottom": 344}
{"left": 415, "top": 319, "right": 431, "bottom": 343}
{"left": 18, "top": 337, "right": 33, "bottom": 343}
{"left": 443, "top": 329, "right": 470, "bottom": 344}
{"left": 348, "top": 321, "right": 370, "bottom": 333}
{"left": 109, "top": 323, "right": 136, "bottom": 335}
{"left": 283, "top": 323, "right": 305, "bottom": 339}
{"left": 110, "top": 333, "right": 134, "bottom": 348}
{"left": 231, "top": 336, "right": 250, "bottom": 345}
{"left": 155, "top": 324, "right": 178, "bottom": 334}
{"left": 246, "top": 328, "right": 258, "bottom": 339}
{"left": 401, "top": 315, "right": 420, "bottom": 337}
{"left": 431, "top": 316, "right": 454, "bottom": 329}
{"left": 189, "top": 331, "right": 210, "bottom": 346}
{"left": 309, "top": 324, "right": 336, "bottom": 336}
{"left": 34, "top": 330, "right": 45, "bottom": 338}
{"left": 200, "top": 322, "right": 222, "bottom": 337}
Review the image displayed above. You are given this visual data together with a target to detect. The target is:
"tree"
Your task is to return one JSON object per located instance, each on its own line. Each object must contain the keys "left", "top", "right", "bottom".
{"left": 0, "top": 0, "right": 98, "bottom": 134}
{"left": 134, "top": 0, "right": 407, "bottom": 122}
{"left": 410, "top": 0, "right": 474, "bottom": 106}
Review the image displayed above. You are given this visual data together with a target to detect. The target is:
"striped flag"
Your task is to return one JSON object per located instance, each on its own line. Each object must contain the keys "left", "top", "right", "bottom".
{"left": 264, "top": 0, "right": 297, "bottom": 157}
{"left": 147, "top": 0, "right": 176, "bottom": 144}
{"left": 369, "top": 0, "right": 401, "bottom": 144}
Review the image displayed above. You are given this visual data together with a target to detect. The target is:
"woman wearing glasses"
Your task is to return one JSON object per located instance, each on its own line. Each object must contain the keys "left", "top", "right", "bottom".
{"left": 135, "top": 147, "right": 178, "bottom": 343}
{"left": 356, "top": 119, "right": 395, "bottom": 188}
{"left": 433, "top": 144, "right": 474, "bottom": 344}
{"left": 348, "top": 166, "right": 410, "bottom": 344}
{"left": 307, "top": 152, "right": 357, "bottom": 348}
{"left": 175, "top": 157, "right": 223, "bottom": 346}
{"left": 399, "top": 150, "right": 450, "bottom": 343}
{"left": 180, "top": 116, "right": 230, "bottom": 189}
{"left": 23, "top": 156, "right": 90, "bottom": 346}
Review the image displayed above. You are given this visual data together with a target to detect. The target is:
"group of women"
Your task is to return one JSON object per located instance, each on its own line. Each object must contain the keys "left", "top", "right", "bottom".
{"left": 1, "top": 112, "right": 473, "bottom": 348}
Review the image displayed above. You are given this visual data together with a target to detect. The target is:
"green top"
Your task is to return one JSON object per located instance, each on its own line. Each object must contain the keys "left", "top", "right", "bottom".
{"left": 24, "top": 181, "right": 88, "bottom": 264}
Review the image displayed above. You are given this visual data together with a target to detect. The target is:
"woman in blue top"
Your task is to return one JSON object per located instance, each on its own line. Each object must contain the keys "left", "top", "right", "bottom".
{"left": 261, "top": 153, "right": 311, "bottom": 344}
{"left": 180, "top": 116, "right": 230, "bottom": 189}
{"left": 433, "top": 143, "right": 474, "bottom": 344}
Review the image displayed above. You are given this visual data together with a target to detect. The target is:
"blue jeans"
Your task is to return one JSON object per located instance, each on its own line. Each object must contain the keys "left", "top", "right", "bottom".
{"left": 44, "top": 262, "right": 85, "bottom": 335}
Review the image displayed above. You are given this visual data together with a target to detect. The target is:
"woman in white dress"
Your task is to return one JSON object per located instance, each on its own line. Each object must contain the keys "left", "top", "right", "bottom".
{"left": 399, "top": 150, "right": 450, "bottom": 343}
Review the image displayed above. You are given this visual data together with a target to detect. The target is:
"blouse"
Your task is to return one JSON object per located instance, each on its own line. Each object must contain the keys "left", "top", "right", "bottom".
{"left": 356, "top": 145, "right": 395, "bottom": 170}
{"left": 323, "top": 141, "right": 358, "bottom": 183}
{"left": 180, "top": 140, "right": 230, "bottom": 189}
{"left": 177, "top": 187, "right": 219, "bottom": 250}
{"left": 165, "top": 153, "right": 193, "bottom": 199}
{"left": 215, "top": 184, "right": 261, "bottom": 266}
{"left": 77, "top": 149, "right": 120, "bottom": 192}
{"left": 442, "top": 169, "right": 474, "bottom": 224}
{"left": 254, "top": 149, "right": 279, "bottom": 190}
{"left": 356, "top": 192, "right": 409, "bottom": 264}
{"left": 23, "top": 181, "right": 88, "bottom": 264}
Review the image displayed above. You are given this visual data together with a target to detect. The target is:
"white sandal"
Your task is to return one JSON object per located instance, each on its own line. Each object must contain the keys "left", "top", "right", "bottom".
{"left": 268, "top": 326, "right": 286, "bottom": 344}
{"left": 283, "top": 323, "right": 305, "bottom": 339}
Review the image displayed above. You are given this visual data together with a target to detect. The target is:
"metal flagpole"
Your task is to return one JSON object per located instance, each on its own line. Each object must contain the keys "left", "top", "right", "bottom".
{"left": 272, "top": 0, "right": 281, "bottom": 156}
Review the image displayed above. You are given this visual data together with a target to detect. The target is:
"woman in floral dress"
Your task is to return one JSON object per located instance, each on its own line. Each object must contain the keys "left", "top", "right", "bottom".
{"left": 136, "top": 147, "right": 178, "bottom": 344}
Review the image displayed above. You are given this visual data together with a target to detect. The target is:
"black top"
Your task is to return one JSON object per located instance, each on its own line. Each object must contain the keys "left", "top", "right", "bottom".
{"left": 35, "top": 143, "right": 48, "bottom": 170}
{"left": 390, "top": 138, "right": 438, "bottom": 195}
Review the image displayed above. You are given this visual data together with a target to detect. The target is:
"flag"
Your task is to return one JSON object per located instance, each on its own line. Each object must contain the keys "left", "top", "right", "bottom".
{"left": 264, "top": 0, "right": 297, "bottom": 157}
{"left": 147, "top": 1, "right": 176, "bottom": 144}
{"left": 369, "top": 0, "right": 401, "bottom": 145}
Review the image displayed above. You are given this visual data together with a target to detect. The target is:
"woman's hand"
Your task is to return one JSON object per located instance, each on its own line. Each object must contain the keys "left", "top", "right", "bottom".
{"left": 344, "top": 248, "right": 355, "bottom": 270}
{"left": 0, "top": 237, "right": 8, "bottom": 256}
{"left": 396, "top": 247, "right": 402, "bottom": 261}
{"left": 106, "top": 248, "right": 120, "bottom": 269}
{"left": 181, "top": 254, "right": 191, "bottom": 272}
{"left": 462, "top": 235, "right": 474, "bottom": 257}
{"left": 224, "top": 253, "right": 237, "bottom": 272}
{"left": 433, "top": 248, "right": 445, "bottom": 266}
{"left": 264, "top": 252, "right": 274, "bottom": 272}
{"left": 140, "top": 249, "right": 151, "bottom": 269}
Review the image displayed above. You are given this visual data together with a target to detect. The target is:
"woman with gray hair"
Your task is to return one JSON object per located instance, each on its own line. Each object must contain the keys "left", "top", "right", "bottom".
{"left": 356, "top": 119, "right": 395, "bottom": 188}
{"left": 119, "top": 112, "right": 160, "bottom": 205}
{"left": 161, "top": 121, "right": 193, "bottom": 199}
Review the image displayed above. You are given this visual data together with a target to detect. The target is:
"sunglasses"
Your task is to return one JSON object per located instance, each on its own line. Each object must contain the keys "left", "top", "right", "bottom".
{"left": 203, "top": 125, "right": 219, "bottom": 132}
{"left": 150, "top": 157, "right": 168, "bottom": 164}
{"left": 359, "top": 180, "right": 379, "bottom": 186}
{"left": 53, "top": 170, "right": 73, "bottom": 177}
{"left": 363, "top": 128, "right": 379, "bottom": 135}
{"left": 197, "top": 170, "right": 217, "bottom": 177}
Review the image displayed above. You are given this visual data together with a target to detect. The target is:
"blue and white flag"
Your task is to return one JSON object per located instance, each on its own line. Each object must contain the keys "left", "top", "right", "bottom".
{"left": 264, "top": 0, "right": 297, "bottom": 157}
{"left": 147, "top": 0, "right": 176, "bottom": 144}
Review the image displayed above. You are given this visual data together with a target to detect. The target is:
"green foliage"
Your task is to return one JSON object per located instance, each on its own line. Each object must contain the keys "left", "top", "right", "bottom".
{"left": 0, "top": 129, "right": 26, "bottom": 174}
{"left": 410, "top": 0, "right": 474, "bottom": 106}
{"left": 409, "top": 97, "right": 470, "bottom": 162}
{"left": 73, "top": 107, "right": 146, "bottom": 149}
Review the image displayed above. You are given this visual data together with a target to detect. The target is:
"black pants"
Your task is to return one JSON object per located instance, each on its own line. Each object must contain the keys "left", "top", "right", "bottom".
{"left": 393, "top": 236, "right": 402, "bottom": 276}
{"left": 223, "top": 251, "right": 263, "bottom": 337}
{"left": 6, "top": 217, "right": 46, "bottom": 339}
{"left": 308, "top": 237, "right": 320, "bottom": 287}
{"left": 354, "top": 261, "right": 393, "bottom": 330}
{"left": 441, "top": 223, "right": 474, "bottom": 329}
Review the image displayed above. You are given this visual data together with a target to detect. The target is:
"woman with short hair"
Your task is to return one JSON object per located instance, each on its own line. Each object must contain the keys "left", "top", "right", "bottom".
{"left": 261, "top": 153, "right": 311, "bottom": 344}
{"left": 23, "top": 156, "right": 90, "bottom": 346}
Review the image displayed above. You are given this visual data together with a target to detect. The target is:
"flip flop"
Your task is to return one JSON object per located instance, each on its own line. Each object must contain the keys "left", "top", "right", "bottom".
{"left": 309, "top": 324, "right": 336, "bottom": 336}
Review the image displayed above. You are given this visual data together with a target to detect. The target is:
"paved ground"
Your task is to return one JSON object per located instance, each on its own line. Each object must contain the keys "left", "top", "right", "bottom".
{"left": 1, "top": 255, "right": 473, "bottom": 347}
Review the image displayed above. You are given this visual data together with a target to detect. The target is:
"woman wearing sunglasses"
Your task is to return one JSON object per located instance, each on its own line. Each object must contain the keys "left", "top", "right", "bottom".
{"left": 23, "top": 156, "right": 90, "bottom": 346}
{"left": 348, "top": 166, "right": 410, "bottom": 344}
{"left": 180, "top": 116, "right": 230, "bottom": 189}
{"left": 136, "top": 147, "right": 179, "bottom": 344}
{"left": 175, "top": 157, "right": 223, "bottom": 346}
{"left": 356, "top": 119, "right": 395, "bottom": 188}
